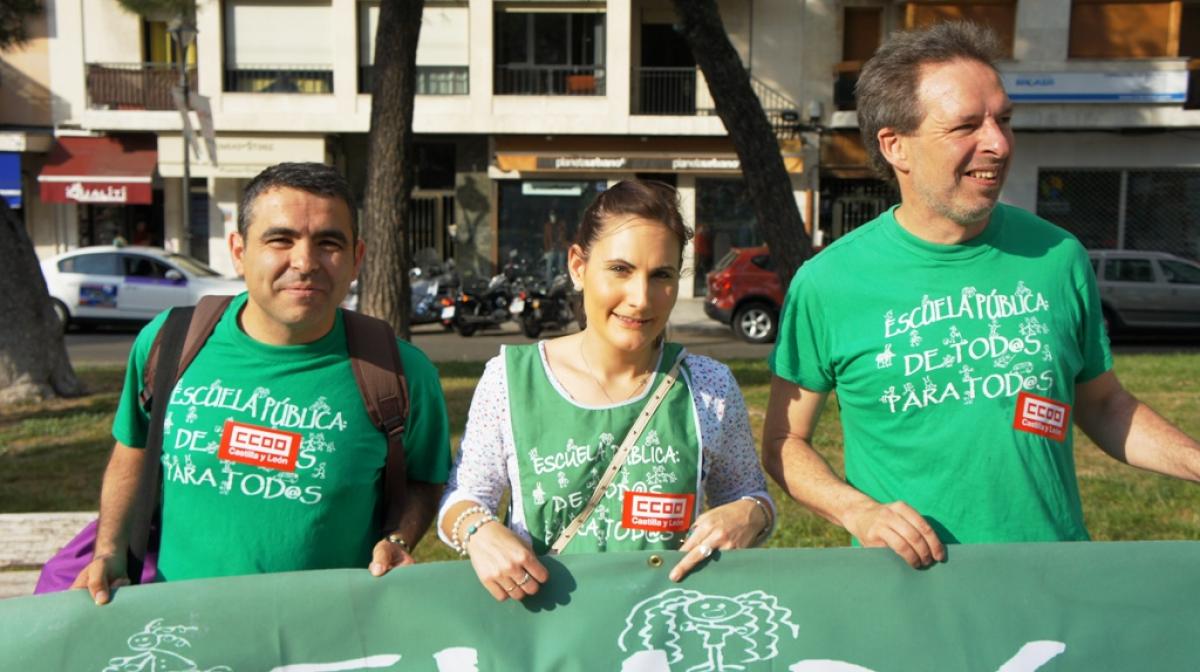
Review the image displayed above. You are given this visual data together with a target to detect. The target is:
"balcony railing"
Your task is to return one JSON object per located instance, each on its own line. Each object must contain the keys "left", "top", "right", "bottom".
{"left": 86, "top": 63, "right": 195, "bottom": 111}
{"left": 224, "top": 65, "right": 333, "bottom": 94}
{"left": 494, "top": 64, "right": 605, "bottom": 96}
{"left": 358, "top": 65, "right": 469, "bottom": 95}
{"left": 633, "top": 67, "right": 697, "bottom": 115}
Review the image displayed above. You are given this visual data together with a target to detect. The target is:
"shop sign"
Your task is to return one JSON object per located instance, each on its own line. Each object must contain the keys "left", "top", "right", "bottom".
{"left": 533, "top": 155, "right": 747, "bottom": 173}
{"left": 1003, "top": 70, "right": 1188, "bottom": 103}
{"left": 64, "top": 182, "right": 128, "bottom": 203}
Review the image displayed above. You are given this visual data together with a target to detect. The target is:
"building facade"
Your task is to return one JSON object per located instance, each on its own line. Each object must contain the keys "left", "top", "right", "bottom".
{"left": 14, "top": 0, "right": 1200, "bottom": 295}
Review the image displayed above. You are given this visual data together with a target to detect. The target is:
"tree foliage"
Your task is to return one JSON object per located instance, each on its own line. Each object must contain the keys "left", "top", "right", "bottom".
{"left": 0, "top": 0, "right": 41, "bottom": 51}
{"left": 671, "top": 0, "right": 812, "bottom": 284}
{"left": 113, "top": 0, "right": 194, "bottom": 22}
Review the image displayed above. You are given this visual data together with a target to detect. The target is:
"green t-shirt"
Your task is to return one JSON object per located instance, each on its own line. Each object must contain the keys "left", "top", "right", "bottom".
{"left": 770, "top": 204, "right": 1112, "bottom": 544}
{"left": 112, "top": 293, "right": 451, "bottom": 581}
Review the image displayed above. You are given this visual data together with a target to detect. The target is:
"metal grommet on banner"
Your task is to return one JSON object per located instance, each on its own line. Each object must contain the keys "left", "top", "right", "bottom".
{"left": 648, "top": 554, "right": 664, "bottom": 568}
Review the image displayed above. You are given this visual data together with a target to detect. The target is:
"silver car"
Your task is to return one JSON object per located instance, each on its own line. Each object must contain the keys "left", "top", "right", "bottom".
{"left": 41, "top": 246, "right": 243, "bottom": 330}
{"left": 1088, "top": 250, "right": 1200, "bottom": 332}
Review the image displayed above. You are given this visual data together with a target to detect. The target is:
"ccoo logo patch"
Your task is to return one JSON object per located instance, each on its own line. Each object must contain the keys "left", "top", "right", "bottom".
{"left": 1013, "top": 391, "right": 1071, "bottom": 442}
{"left": 218, "top": 419, "right": 301, "bottom": 472}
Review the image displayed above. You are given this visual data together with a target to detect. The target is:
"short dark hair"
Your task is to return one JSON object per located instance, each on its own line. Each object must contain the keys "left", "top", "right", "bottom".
{"left": 855, "top": 21, "right": 1005, "bottom": 181}
{"left": 239, "top": 162, "right": 358, "bottom": 239}
{"left": 574, "top": 179, "right": 693, "bottom": 260}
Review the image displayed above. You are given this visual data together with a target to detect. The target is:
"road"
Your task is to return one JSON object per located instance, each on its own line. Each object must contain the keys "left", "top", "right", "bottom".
{"left": 65, "top": 321, "right": 776, "bottom": 367}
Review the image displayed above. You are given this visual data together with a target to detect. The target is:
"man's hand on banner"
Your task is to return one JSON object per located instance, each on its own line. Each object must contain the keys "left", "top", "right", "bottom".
{"left": 70, "top": 553, "right": 131, "bottom": 606}
{"left": 369, "top": 536, "right": 416, "bottom": 576}
{"left": 844, "top": 500, "right": 945, "bottom": 569}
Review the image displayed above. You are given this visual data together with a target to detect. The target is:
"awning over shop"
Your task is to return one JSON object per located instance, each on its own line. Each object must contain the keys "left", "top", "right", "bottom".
{"left": 37, "top": 135, "right": 157, "bottom": 205}
{"left": 0, "top": 152, "right": 20, "bottom": 209}
{"left": 493, "top": 135, "right": 804, "bottom": 175}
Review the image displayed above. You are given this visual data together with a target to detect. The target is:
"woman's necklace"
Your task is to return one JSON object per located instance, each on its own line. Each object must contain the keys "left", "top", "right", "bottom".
{"left": 578, "top": 338, "right": 654, "bottom": 404}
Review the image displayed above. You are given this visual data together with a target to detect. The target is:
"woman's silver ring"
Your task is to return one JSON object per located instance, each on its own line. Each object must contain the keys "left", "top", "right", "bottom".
{"left": 515, "top": 572, "right": 532, "bottom": 586}
{"left": 697, "top": 544, "right": 713, "bottom": 558}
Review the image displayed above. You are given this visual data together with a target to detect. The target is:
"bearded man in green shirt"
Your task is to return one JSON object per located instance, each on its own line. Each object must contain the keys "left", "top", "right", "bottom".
{"left": 763, "top": 22, "right": 1200, "bottom": 568}
{"left": 74, "top": 163, "right": 451, "bottom": 604}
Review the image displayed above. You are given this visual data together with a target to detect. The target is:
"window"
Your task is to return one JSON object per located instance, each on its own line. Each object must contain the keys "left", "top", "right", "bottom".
{"left": 844, "top": 7, "right": 883, "bottom": 62}
{"left": 1160, "top": 259, "right": 1200, "bottom": 284}
{"left": 1106, "top": 258, "right": 1155, "bottom": 282}
{"left": 224, "top": 1, "right": 334, "bottom": 93}
{"left": 1037, "top": 169, "right": 1200, "bottom": 260}
{"left": 1068, "top": 0, "right": 1184, "bottom": 58}
{"left": 905, "top": 2, "right": 1016, "bottom": 57}
{"left": 359, "top": 2, "right": 469, "bottom": 94}
{"left": 122, "top": 255, "right": 172, "bottom": 279}
{"left": 494, "top": 11, "right": 606, "bottom": 95}
{"left": 62, "top": 253, "right": 120, "bottom": 276}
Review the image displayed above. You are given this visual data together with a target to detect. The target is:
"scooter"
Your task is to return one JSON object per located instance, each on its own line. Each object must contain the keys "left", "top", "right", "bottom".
{"left": 449, "top": 251, "right": 532, "bottom": 337}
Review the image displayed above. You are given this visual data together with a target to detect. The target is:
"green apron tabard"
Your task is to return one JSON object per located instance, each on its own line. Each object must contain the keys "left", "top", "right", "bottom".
{"left": 508, "top": 342, "right": 701, "bottom": 555}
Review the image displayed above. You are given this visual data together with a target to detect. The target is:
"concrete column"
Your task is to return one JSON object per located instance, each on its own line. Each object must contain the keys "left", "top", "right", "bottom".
{"left": 47, "top": 0, "right": 85, "bottom": 125}
{"left": 468, "top": 0, "right": 494, "bottom": 129}
{"left": 163, "top": 178, "right": 184, "bottom": 254}
{"left": 677, "top": 174, "right": 697, "bottom": 299}
{"left": 605, "top": 0, "right": 632, "bottom": 122}
{"left": 332, "top": 0, "right": 358, "bottom": 114}
{"left": 1013, "top": 0, "right": 1071, "bottom": 62}
{"left": 195, "top": 0, "right": 223, "bottom": 104}
{"left": 209, "top": 178, "right": 242, "bottom": 276}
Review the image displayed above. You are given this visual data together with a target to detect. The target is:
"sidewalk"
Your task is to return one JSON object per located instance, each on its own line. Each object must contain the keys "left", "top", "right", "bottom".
{"left": 668, "top": 297, "right": 727, "bottom": 336}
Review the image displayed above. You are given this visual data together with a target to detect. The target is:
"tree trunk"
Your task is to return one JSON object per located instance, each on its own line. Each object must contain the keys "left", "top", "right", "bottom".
{"left": 0, "top": 202, "right": 85, "bottom": 405}
{"left": 671, "top": 0, "right": 812, "bottom": 284}
{"left": 360, "top": 0, "right": 424, "bottom": 339}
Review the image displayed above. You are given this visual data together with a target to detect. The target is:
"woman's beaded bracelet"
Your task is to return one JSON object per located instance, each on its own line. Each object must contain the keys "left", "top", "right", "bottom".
{"left": 450, "top": 505, "right": 489, "bottom": 553}
{"left": 458, "top": 513, "right": 499, "bottom": 557}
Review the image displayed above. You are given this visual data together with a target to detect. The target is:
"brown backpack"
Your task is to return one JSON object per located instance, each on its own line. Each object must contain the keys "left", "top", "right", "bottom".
{"left": 126, "top": 294, "right": 409, "bottom": 580}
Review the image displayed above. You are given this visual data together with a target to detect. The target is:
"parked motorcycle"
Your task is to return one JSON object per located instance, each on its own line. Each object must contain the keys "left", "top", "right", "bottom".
{"left": 513, "top": 272, "right": 577, "bottom": 339}
{"left": 448, "top": 251, "right": 532, "bottom": 337}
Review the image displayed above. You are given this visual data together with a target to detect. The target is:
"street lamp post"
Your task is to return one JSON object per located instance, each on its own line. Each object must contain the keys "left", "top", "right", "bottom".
{"left": 169, "top": 13, "right": 197, "bottom": 256}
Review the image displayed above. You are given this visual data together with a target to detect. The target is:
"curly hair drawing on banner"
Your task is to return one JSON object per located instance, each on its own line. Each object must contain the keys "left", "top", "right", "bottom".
{"left": 618, "top": 588, "right": 800, "bottom": 672}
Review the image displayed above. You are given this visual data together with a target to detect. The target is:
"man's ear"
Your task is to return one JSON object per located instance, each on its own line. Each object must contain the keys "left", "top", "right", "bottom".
{"left": 353, "top": 238, "right": 366, "bottom": 278}
{"left": 228, "top": 230, "right": 246, "bottom": 277}
{"left": 877, "top": 127, "right": 910, "bottom": 175}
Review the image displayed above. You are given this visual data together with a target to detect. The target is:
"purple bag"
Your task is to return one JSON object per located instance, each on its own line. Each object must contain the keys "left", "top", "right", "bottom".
{"left": 34, "top": 520, "right": 158, "bottom": 594}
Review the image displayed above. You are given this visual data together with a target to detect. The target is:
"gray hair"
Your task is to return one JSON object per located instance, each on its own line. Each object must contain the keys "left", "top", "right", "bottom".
{"left": 239, "top": 162, "right": 358, "bottom": 239}
{"left": 855, "top": 21, "right": 1004, "bottom": 181}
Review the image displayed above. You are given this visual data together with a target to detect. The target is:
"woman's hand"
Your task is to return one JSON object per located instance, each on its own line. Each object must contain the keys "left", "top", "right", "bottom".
{"left": 670, "top": 498, "right": 769, "bottom": 582}
{"left": 465, "top": 523, "right": 550, "bottom": 602}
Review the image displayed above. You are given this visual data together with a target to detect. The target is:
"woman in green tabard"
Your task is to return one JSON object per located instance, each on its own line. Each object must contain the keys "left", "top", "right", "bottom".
{"left": 437, "top": 180, "right": 775, "bottom": 602}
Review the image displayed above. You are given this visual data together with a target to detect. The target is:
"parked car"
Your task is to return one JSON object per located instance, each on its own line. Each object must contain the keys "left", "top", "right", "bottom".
{"left": 41, "top": 246, "right": 243, "bottom": 331}
{"left": 1088, "top": 249, "right": 1200, "bottom": 333}
{"left": 704, "top": 246, "right": 785, "bottom": 343}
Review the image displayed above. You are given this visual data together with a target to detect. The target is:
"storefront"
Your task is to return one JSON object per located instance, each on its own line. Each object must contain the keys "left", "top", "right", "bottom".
{"left": 491, "top": 135, "right": 805, "bottom": 297}
{"left": 36, "top": 134, "right": 163, "bottom": 249}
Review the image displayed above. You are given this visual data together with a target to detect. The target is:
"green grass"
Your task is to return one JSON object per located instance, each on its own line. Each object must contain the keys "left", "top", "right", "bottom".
{"left": 3, "top": 354, "right": 1198, "bottom": 564}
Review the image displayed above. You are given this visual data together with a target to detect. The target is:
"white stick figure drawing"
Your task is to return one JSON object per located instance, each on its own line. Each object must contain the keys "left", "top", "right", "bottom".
{"left": 875, "top": 344, "right": 895, "bottom": 369}
{"left": 532, "top": 481, "right": 547, "bottom": 506}
{"left": 909, "top": 330, "right": 922, "bottom": 348}
{"left": 101, "top": 619, "right": 231, "bottom": 672}
{"left": 618, "top": 589, "right": 800, "bottom": 672}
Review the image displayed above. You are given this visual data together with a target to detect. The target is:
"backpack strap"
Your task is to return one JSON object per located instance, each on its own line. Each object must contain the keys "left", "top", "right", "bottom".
{"left": 140, "top": 295, "right": 235, "bottom": 411}
{"left": 127, "top": 294, "right": 232, "bottom": 583}
{"left": 342, "top": 309, "right": 409, "bottom": 533}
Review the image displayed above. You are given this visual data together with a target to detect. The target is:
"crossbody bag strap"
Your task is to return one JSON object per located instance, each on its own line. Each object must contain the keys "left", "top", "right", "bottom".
{"left": 548, "top": 349, "right": 687, "bottom": 556}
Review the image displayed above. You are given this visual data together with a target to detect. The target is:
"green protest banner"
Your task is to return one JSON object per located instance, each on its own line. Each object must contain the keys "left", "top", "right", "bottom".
{"left": 3, "top": 542, "right": 1197, "bottom": 671}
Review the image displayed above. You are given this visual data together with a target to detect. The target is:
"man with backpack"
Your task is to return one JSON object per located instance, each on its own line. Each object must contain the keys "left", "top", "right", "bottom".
{"left": 72, "top": 162, "right": 450, "bottom": 604}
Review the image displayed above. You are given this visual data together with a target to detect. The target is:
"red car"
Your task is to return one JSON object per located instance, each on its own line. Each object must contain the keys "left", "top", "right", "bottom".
{"left": 704, "top": 246, "right": 785, "bottom": 343}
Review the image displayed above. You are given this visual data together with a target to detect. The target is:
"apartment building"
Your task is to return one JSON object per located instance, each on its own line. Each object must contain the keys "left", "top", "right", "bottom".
{"left": 0, "top": 7, "right": 55, "bottom": 242}
{"left": 15, "top": 0, "right": 1200, "bottom": 297}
